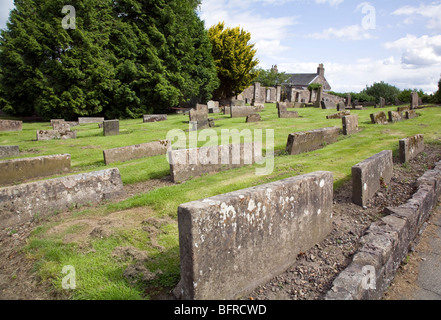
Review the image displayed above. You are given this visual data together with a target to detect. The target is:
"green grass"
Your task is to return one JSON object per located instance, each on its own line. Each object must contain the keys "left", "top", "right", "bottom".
{"left": 3, "top": 104, "right": 441, "bottom": 300}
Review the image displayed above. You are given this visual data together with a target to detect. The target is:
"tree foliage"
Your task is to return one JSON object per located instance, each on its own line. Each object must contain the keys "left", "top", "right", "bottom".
{"left": 362, "top": 81, "right": 401, "bottom": 104}
{"left": 208, "top": 22, "right": 259, "bottom": 100}
{"left": 0, "top": 0, "right": 219, "bottom": 120}
{"left": 434, "top": 75, "right": 441, "bottom": 104}
{"left": 253, "top": 67, "right": 290, "bottom": 87}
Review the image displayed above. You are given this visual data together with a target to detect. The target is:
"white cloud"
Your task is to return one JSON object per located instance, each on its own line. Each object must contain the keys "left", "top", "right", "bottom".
{"left": 315, "top": 0, "right": 344, "bottom": 7}
{"left": 306, "top": 24, "right": 375, "bottom": 41}
{"left": 392, "top": 2, "right": 441, "bottom": 32}
{"left": 384, "top": 34, "right": 441, "bottom": 67}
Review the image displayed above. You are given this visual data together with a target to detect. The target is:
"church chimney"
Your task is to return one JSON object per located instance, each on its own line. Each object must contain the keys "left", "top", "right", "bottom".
{"left": 317, "top": 64, "right": 324, "bottom": 78}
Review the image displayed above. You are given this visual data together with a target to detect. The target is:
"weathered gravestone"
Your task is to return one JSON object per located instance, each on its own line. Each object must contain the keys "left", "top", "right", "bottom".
{"left": 337, "top": 102, "right": 346, "bottom": 112}
{"left": 78, "top": 117, "right": 105, "bottom": 124}
{"left": 230, "top": 99, "right": 246, "bottom": 107}
{"left": 103, "top": 140, "right": 170, "bottom": 165}
{"left": 0, "top": 120, "right": 22, "bottom": 132}
{"left": 277, "top": 102, "right": 299, "bottom": 118}
{"left": 246, "top": 114, "right": 261, "bottom": 123}
{"left": 0, "top": 168, "right": 125, "bottom": 228}
{"left": 0, "top": 146, "right": 19, "bottom": 159}
{"left": 370, "top": 112, "right": 388, "bottom": 125}
{"left": 379, "top": 97, "right": 386, "bottom": 108}
{"left": 411, "top": 92, "right": 419, "bottom": 109}
{"left": 103, "top": 120, "right": 119, "bottom": 136}
{"left": 53, "top": 122, "right": 71, "bottom": 131}
{"left": 342, "top": 115, "right": 359, "bottom": 136}
{"left": 143, "top": 114, "right": 167, "bottom": 123}
{"left": 189, "top": 104, "right": 210, "bottom": 129}
{"left": 405, "top": 110, "right": 417, "bottom": 119}
{"left": 207, "top": 101, "right": 220, "bottom": 114}
{"left": 352, "top": 150, "right": 393, "bottom": 207}
{"left": 314, "top": 86, "right": 323, "bottom": 108}
{"left": 388, "top": 111, "right": 403, "bottom": 123}
{"left": 398, "top": 106, "right": 410, "bottom": 113}
{"left": 346, "top": 94, "right": 352, "bottom": 108}
{"left": 173, "top": 171, "right": 334, "bottom": 300}
{"left": 321, "top": 101, "right": 336, "bottom": 110}
{"left": 0, "top": 154, "right": 71, "bottom": 185}
{"left": 168, "top": 143, "right": 262, "bottom": 183}
{"left": 399, "top": 134, "right": 424, "bottom": 164}
{"left": 285, "top": 127, "right": 340, "bottom": 156}
{"left": 326, "top": 111, "right": 350, "bottom": 119}
{"left": 36, "top": 129, "right": 77, "bottom": 141}
{"left": 231, "top": 105, "right": 256, "bottom": 118}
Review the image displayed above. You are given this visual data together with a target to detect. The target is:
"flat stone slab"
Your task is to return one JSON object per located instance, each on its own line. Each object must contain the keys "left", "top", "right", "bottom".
{"left": 0, "top": 168, "right": 125, "bottom": 228}
{"left": 103, "top": 140, "right": 170, "bottom": 165}
{"left": 399, "top": 134, "right": 424, "bottom": 164}
{"left": 78, "top": 117, "right": 104, "bottom": 124}
{"left": 231, "top": 106, "right": 256, "bottom": 118}
{"left": 169, "top": 143, "right": 262, "bottom": 183}
{"left": 173, "top": 171, "right": 334, "bottom": 300}
{"left": 0, "top": 154, "right": 71, "bottom": 185}
{"left": 0, "top": 120, "right": 22, "bottom": 132}
{"left": 327, "top": 111, "right": 351, "bottom": 119}
{"left": 0, "top": 146, "right": 19, "bottom": 159}
{"left": 352, "top": 150, "right": 393, "bottom": 207}
{"left": 36, "top": 130, "right": 77, "bottom": 141}
{"left": 286, "top": 127, "right": 340, "bottom": 155}
{"left": 143, "top": 114, "right": 167, "bottom": 123}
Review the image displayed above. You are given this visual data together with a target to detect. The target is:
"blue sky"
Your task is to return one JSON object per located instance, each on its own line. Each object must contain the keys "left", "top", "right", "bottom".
{"left": 1, "top": 0, "right": 441, "bottom": 93}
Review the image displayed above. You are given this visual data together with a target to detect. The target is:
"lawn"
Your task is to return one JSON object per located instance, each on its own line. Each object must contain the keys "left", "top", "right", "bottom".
{"left": 1, "top": 104, "right": 441, "bottom": 299}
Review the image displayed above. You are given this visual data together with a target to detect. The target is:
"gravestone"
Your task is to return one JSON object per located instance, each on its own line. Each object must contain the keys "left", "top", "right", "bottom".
{"left": 337, "top": 102, "right": 346, "bottom": 111}
{"left": 173, "top": 171, "right": 334, "bottom": 300}
{"left": 103, "top": 140, "right": 170, "bottom": 165}
{"left": 370, "top": 112, "right": 388, "bottom": 125}
{"left": 399, "top": 134, "right": 424, "bottom": 164}
{"left": 190, "top": 104, "right": 210, "bottom": 129}
{"left": 0, "top": 120, "right": 22, "bottom": 132}
{"left": 103, "top": 120, "right": 119, "bottom": 136}
{"left": 405, "top": 110, "right": 417, "bottom": 119}
{"left": 342, "top": 115, "right": 359, "bottom": 136}
{"left": 398, "top": 106, "right": 410, "bottom": 113}
{"left": 53, "top": 122, "right": 70, "bottom": 131}
{"left": 286, "top": 127, "right": 340, "bottom": 155}
{"left": 352, "top": 150, "right": 393, "bottom": 207}
{"left": 36, "top": 130, "right": 77, "bottom": 141}
{"left": 143, "top": 114, "right": 167, "bottom": 123}
{"left": 78, "top": 117, "right": 105, "bottom": 124}
{"left": 315, "top": 86, "right": 323, "bottom": 108}
{"left": 321, "top": 101, "right": 336, "bottom": 110}
{"left": 230, "top": 99, "right": 246, "bottom": 107}
{"left": 207, "top": 101, "right": 220, "bottom": 114}
{"left": 411, "top": 92, "right": 419, "bottom": 109}
{"left": 0, "top": 154, "right": 71, "bottom": 185}
{"left": 379, "top": 97, "right": 386, "bottom": 108}
{"left": 246, "top": 114, "right": 261, "bottom": 123}
{"left": 0, "top": 146, "right": 19, "bottom": 159}
{"left": 388, "top": 111, "right": 403, "bottom": 123}
{"left": 326, "top": 111, "right": 350, "bottom": 119}
{"left": 346, "top": 94, "right": 352, "bottom": 108}
{"left": 231, "top": 105, "right": 255, "bottom": 118}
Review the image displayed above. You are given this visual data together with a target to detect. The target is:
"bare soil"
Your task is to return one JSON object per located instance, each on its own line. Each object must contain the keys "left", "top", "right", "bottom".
{"left": 1, "top": 145, "right": 440, "bottom": 300}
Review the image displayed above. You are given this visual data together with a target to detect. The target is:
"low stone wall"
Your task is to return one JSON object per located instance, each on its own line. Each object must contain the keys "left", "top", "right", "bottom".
{"left": 78, "top": 117, "right": 104, "bottom": 124}
{"left": 352, "top": 150, "right": 393, "bottom": 207}
{"left": 285, "top": 127, "right": 340, "bottom": 156}
{"left": 399, "top": 134, "right": 424, "bottom": 164}
{"left": 0, "top": 146, "right": 19, "bottom": 159}
{"left": 0, "top": 154, "right": 71, "bottom": 185}
{"left": 0, "top": 120, "right": 22, "bottom": 132}
{"left": 326, "top": 160, "right": 441, "bottom": 300}
{"left": 173, "top": 171, "right": 334, "bottom": 300}
{"left": 0, "top": 168, "right": 125, "bottom": 228}
{"left": 103, "top": 140, "right": 170, "bottom": 165}
{"left": 168, "top": 143, "right": 262, "bottom": 183}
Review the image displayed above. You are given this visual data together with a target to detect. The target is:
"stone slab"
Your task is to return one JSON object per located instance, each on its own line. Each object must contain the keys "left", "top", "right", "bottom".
{"left": 285, "top": 127, "right": 340, "bottom": 156}
{"left": 169, "top": 143, "right": 262, "bottom": 183}
{"left": 143, "top": 115, "right": 167, "bottom": 123}
{"left": 352, "top": 150, "right": 393, "bottom": 207}
{"left": 405, "top": 110, "right": 417, "bottom": 119}
{"left": 342, "top": 115, "right": 359, "bottom": 136}
{"left": 0, "top": 146, "right": 19, "bottom": 159}
{"left": 36, "top": 130, "right": 77, "bottom": 141}
{"left": 399, "top": 134, "right": 424, "bottom": 164}
{"left": 0, "top": 120, "right": 22, "bottom": 132}
{"left": 327, "top": 111, "right": 351, "bottom": 119}
{"left": 103, "top": 120, "right": 119, "bottom": 136}
{"left": 370, "top": 112, "right": 388, "bottom": 125}
{"left": 321, "top": 101, "right": 336, "bottom": 110}
{"left": 0, "top": 168, "right": 125, "bottom": 228}
{"left": 246, "top": 114, "right": 261, "bottom": 123}
{"left": 173, "top": 171, "right": 334, "bottom": 300}
{"left": 0, "top": 154, "right": 71, "bottom": 185}
{"left": 103, "top": 140, "right": 170, "bottom": 165}
{"left": 78, "top": 117, "right": 105, "bottom": 124}
{"left": 388, "top": 111, "right": 403, "bottom": 123}
{"left": 231, "top": 106, "right": 256, "bottom": 118}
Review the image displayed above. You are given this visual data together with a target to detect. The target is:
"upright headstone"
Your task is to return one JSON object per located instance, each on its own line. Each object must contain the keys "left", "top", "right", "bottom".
{"left": 246, "top": 114, "right": 261, "bottom": 123}
{"left": 379, "top": 97, "right": 385, "bottom": 108}
{"left": 314, "top": 86, "right": 323, "bottom": 108}
{"left": 388, "top": 111, "right": 403, "bottom": 123}
{"left": 399, "top": 134, "right": 424, "bottom": 164}
{"left": 207, "top": 101, "right": 220, "bottom": 114}
{"left": 342, "top": 115, "right": 359, "bottom": 136}
{"left": 103, "top": 120, "right": 119, "bottom": 136}
{"left": 370, "top": 112, "right": 388, "bottom": 125}
{"left": 411, "top": 92, "right": 419, "bottom": 110}
{"left": 189, "top": 104, "right": 209, "bottom": 129}
{"left": 337, "top": 102, "right": 346, "bottom": 111}
{"left": 346, "top": 94, "right": 352, "bottom": 108}
{"left": 276, "top": 85, "right": 282, "bottom": 102}
{"left": 254, "top": 82, "right": 263, "bottom": 103}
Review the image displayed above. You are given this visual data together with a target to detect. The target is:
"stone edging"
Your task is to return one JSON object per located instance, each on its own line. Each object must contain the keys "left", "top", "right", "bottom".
{"left": 325, "top": 160, "right": 441, "bottom": 300}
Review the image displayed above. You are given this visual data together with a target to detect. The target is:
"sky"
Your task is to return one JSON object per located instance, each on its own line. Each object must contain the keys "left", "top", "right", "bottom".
{"left": 1, "top": 0, "right": 441, "bottom": 93}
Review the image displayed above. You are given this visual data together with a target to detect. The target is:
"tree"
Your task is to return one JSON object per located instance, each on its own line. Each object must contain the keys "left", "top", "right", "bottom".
{"left": 208, "top": 22, "right": 259, "bottom": 100}
{"left": 434, "top": 75, "right": 441, "bottom": 104}
{"left": 253, "top": 67, "right": 290, "bottom": 87}
{"left": 0, "top": 0, "right": 219, "bottom": 120}
{"left": 363, "top": 81, "right": 400, "bottom": 104}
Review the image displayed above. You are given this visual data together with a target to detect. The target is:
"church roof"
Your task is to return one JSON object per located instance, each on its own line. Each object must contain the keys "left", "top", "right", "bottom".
{"left": 285, "top": 73, "right": 318, "bottom": 86}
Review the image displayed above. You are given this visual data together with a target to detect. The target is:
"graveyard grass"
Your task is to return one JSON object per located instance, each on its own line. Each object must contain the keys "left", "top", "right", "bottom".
{"left": 2, "top": 104, "right": 441, "bottom": 300}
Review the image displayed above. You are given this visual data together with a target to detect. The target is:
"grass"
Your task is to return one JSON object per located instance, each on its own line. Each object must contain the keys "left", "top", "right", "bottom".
{"left": 2, "top": 104, "right": 441, "bottom": 300}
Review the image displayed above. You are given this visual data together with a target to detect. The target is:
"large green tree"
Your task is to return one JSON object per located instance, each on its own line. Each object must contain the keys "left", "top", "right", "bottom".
{"left": 208, "top": 22, "right": 259, "bottom": 100}
{"left": 253, "top": 67, "right": 290, "bottom": 87}
{"left": 362, "top": 81, "right": 401, "bottom": 104}
{"left": 0, "top": 0, "right": 219, "bottom": 120}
